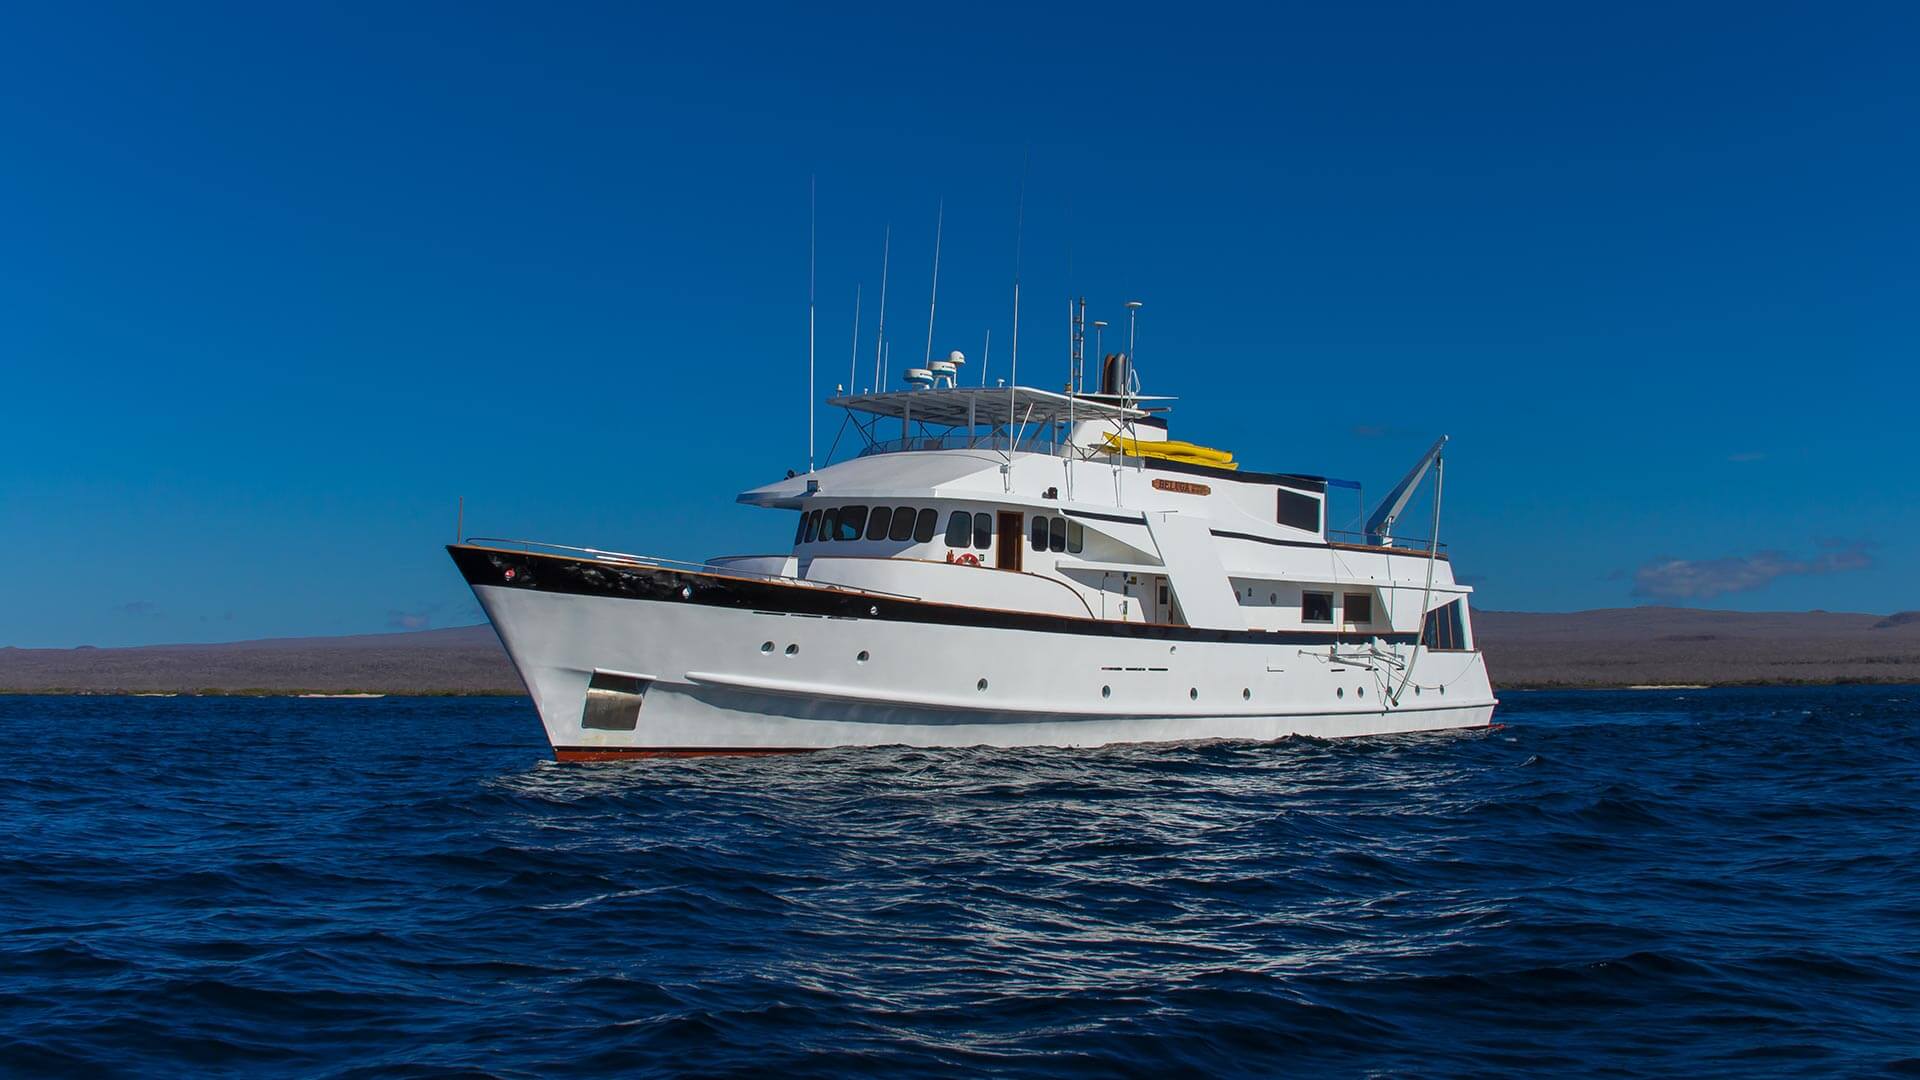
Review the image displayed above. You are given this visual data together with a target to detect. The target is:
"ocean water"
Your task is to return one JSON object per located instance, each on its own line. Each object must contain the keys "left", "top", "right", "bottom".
{"left": 0, "top": 689, "right": 1916, "bottom": 1077}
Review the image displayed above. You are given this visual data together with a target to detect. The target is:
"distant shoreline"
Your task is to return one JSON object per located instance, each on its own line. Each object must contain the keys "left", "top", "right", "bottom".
{"left": 4, "top": 607, "right": 1917, "bottom": 696}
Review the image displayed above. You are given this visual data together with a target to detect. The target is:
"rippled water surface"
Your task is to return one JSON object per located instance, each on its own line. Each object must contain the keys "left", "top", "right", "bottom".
{"left": 2, "top": 688, "right": 1917, "bottom": 1076}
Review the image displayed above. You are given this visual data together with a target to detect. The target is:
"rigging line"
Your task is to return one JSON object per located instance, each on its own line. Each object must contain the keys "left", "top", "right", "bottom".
{"left": 847, "top": 283, "right": 861, "bottom": 394}
{"left": 872, "top": 224, "right": 890, "bottom": 392}
{"left": 1009, "top": 148, "right": 1027, "bottom": 451}
{"left": 923, "top": 198, "right": 943, "bottom": 367}
{"left": 1393, "top": 453, "right": 1446, "bottom": 705}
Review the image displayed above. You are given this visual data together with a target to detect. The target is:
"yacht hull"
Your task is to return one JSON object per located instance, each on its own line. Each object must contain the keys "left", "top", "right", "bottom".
{"left": 454, "top": 545, "right": 1497, "bottom": 759}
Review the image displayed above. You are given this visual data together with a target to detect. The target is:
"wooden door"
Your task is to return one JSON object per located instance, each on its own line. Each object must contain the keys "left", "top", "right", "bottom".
{"left": 996, "top": 511, "right": 1023, "bottom": 572}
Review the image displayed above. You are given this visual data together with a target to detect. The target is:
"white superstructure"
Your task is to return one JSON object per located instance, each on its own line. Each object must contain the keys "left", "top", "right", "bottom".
{"left": 452, "top": 359, "right": 1495, "bottom": 760}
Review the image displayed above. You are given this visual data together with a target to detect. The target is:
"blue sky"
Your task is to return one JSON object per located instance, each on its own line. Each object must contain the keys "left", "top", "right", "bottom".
{"left": 3, "top": 2, "right": 1916, "bottom": 647}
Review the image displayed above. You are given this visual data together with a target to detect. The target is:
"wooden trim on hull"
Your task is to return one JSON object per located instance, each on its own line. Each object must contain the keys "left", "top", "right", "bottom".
{"left": 552, "top": 746, "right": 814, "bottom": 762}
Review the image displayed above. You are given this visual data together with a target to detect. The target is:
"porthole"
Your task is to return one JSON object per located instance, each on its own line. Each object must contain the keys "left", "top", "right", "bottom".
{"left": 1357, "top": 686, "right": 1365, "bottom": 699}
{"left": 1337, "top": 687, "right": 1345, "bottom": 699}
{"left": 1189, "top": 688, "right": 1198, "bottom": 701}
{"left": 1440, "top": 685, "right": 1446, "bottom": 696}
{"left": 1101, "top": 685, "right": 1112, "bottom": 698}
{"left": 760, "top": 642, "right": 774, "bottom": 654}
{"left": 785, "top": 644, "right": 799, "bottom": 656}
{"left": 1415, "top": 686, "right": 1422, "bottom": 696}
{"left": 1242, "top": 688, "right": 1251, "bottom": 701}
{"left": 977, "top": 678, "right": 989, "bottom": 692}
{"left": 856, "top": 650, "right": 870, "bottom": 663}
{"left": 1269, "top": 593, "right": 1277, "bottom": 604}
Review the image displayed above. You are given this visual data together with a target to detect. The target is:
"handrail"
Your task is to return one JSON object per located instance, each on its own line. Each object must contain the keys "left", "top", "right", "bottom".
{"left": 460, "top": 537, "right": 919, "bottom": 600}
{"left": 1327, "top": 529, "right": 1448, "bottom": 554}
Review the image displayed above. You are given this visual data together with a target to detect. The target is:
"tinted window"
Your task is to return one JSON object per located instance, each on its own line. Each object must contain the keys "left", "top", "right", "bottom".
{"left": 1067, "top": 520, "right": 1085, "bottom": 554}
{"left": 888, "top": 506, "right": 916, "bottom": 541}
{"left": 820, "top": 508, "right": 838, "bottom": 542}
{"left": 1277, "top": 489, "right": 1322, "bottom": 534}
{"left": 1344, "top": 592, "right": 1373, "bottom": 624}
{"left": 866, "top": 506, "right": 892, "bottom": 540}
{"left": 836, "top": 505, "right": 866, "bottom": 541}
{"left": 1031, "top": 516, "right": 1047, "bottom": 550}
{"left": 1049, "top": 517, "right": 1067, "bottom": 552}
{"left": 803, "top": 509, "right": 822, "bottom": 543}
{"left": 945, "top": 511, "right": 971, "bottom": 547}
{"left": 914, "top": 508, "right": 939, "bottom": 543}
{"left": 1302, "top": 591, "right": 1333, "bottom": 623}
{"left": 973, "top": 512, "right": 992, "bottom": 549}
{"left": 794, "top": 513, "right": 808, "bottom": 545}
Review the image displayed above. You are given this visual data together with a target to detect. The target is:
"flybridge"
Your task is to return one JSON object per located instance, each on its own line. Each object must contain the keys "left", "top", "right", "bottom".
{"left": 829, "top": 385, "right": 1149, "bottom": 428}
{"left": 826, "top": 384, "right": 1172, "bottom": 462}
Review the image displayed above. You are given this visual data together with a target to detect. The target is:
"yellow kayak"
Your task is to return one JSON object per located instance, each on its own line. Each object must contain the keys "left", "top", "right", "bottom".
{"left": 1101, "top": 433, "right": 1238, "bottom": 470}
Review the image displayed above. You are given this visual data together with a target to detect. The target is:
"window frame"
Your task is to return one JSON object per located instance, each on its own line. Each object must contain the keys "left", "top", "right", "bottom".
{"left": 972, "top": 512, "right": 992, "bottom": 549}
{"left": 835, "top": 505, "right": 866, "bottom": 541}
{"left": 1343, "top": 592, "right": 1373, "bottom": 625}
{"left": 1277, "top": 488, "right": 1322, "bottom": 535}
{"left": 913, "top": 508, "right": 939, "bottom": 543}
{"left": 1301, "top": 591, "right": 1334, "bottom": 624}
{"left": 945, "top": 511, "right": 971, "bottom": 547}
{"left": 887, "top": 506, "right": 916, "bottom": 542}
{"left": 866, "top": 506, "right": 892, "bottom": 541}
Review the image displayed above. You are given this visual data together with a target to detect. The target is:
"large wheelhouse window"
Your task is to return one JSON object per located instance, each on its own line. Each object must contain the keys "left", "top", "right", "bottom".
{"left": 887, "top": 507, "right": 916, "bottom": 542}
{"left": 803, "top": 509, "right": 822, "bottom": 543}
{"left": 835, "top": 505, "right": 866, "bottom": 541}
{"left": 972, "top": 512, "right": 992, "bottom": 549}
{"left": 913, "top": 508, "right": 939, "bottom": 543}
{"left": 820, "top": 508, "right": 838, "bottom": 542}
{"left": 1277, "top": 489, "right": 1322, "bottom": 534}
{"left": 945, "top": 511, "right": 971, "bottom": 546}
{"left": 866, "top": 506, "right": 892, "bottom": 540}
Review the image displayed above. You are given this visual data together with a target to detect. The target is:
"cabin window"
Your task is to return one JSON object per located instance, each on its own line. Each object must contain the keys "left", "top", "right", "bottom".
{"left": 835, "top": 506, "right": 866, "bottom": 541}
{"left": 972, "top": 512, "right": 992, "bottom": 549}
{"left": 819, "top": 508, "right": 838, "bottom": 542}
{"left": 1277, "top": 489, "right": 1322, "bottom": 534}
{"left": 945, "top": 511, "right": 971, "bottom": 547}
{"left": 1423, "top": 600, "right": 1469, "bottom": 650}
{"left": 913, "top": 508, "right": 938, "bottom": 543}
{"left": 1031, "top": 516, "right": 1048, "bottom": 551}
{"left": 1302, "top": 591, "right": 1333, "bottom": 623}
{"left": 793, "top": 513, "right": 808, "bottom": 545}
{"left": 803, "top": 509, "right": 822, "bottom": 544}
{"left": 1049, "top": 517, "right": 1067, "bottom": 553}
{"left": 1344, "top": 592, "right": 1373, "bottom": 625}
{"left": 866, "top": 506, "right": 892, "bottom": 541}
{"left": 1067, "top": 520, "right": 1085, "bottom": 554}
{"left": 888, "top": 506, "right": 916, "bottom": 542}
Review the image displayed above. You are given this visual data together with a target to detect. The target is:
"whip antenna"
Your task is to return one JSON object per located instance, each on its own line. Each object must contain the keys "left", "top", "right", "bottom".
{"left": 807, "top": 176, "right": 816, "bottom": 474}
